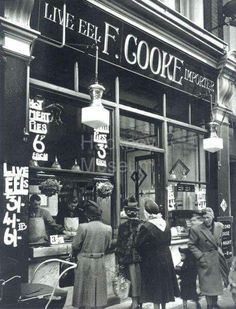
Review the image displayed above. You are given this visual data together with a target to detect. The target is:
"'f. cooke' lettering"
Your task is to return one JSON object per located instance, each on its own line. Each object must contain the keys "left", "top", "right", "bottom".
{"left": 124, "top": 34, "right": 184, "bottom": 85}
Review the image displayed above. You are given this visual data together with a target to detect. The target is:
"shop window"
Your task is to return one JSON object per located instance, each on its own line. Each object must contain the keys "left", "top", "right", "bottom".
{"left": 168, "top": 125, "right": 205, "bottom": 182}
{"left": 29, "top": 88, "right": 113, "bottom": 174}
{"left": 191, "top": 99, "right": 211, "bottom": 127}
{"left": 31, "top": 43, "right": 116, "bottom": 102}
{"left": 166, "top": 90, "right": 190, "bottom": 123}
{"left": 120, "top": 111, "right": 162, "bottom": 148}
{"left": 167, "top": 124, "right": 206, "bottom": 237}
{"left": 119, "top": 72, "right": 164, "bottom": 115}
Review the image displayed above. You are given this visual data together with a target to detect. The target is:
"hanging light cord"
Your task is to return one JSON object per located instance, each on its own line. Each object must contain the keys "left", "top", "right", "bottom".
{"left": 95, "top": 45, "right": 99, "bottom": 83}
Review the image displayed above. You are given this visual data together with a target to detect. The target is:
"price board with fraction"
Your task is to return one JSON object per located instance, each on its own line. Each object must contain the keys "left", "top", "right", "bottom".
{"left": 218, "top": 216, "right": 233, "bottom": 259}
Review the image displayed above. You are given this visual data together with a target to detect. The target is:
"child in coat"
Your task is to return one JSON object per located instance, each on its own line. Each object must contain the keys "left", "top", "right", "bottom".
{"left": 228, "top": 256, "right": 236, "bottom": 307}
{"left": 175, "top": 247, "right": 201, "bottom": 309}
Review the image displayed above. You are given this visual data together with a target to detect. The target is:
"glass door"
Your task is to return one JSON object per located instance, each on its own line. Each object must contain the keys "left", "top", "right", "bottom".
{"left": 135, "top": 153, "right": 164, "bottom": 207}
{"left": 120, "top": 147, "right": 164, "bottom": 219}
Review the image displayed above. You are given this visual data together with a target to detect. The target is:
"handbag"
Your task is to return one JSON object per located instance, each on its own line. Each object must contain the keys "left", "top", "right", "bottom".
{"left": 112, "top": 267, "right": 130, "bottom": 300}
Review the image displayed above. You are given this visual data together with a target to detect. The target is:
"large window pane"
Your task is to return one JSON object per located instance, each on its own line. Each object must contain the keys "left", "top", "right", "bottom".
{"left": 120, "top": 112, "right": 162, "bottom": 148}
{"left": 119, "top": 72, "right": 163, "bottom": 115}
{"left": 29, "top": 88, "right": 113, "bottom": 173}
{"left": 168, "top": 125, "right": 203, "bottom": 182}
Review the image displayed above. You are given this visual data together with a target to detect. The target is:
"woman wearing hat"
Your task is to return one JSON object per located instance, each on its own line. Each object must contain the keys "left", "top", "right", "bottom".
{"left": 116, "top": 196, "right": 142, "bottom": 309}
{"left": 72, "top": 200, "right": 112, "bottom": 308}
{"left": 136, "top": 199, "right": 179, "bottom": 309}
{"left": 188, "top": 207, "right": 228, "bottom": 309}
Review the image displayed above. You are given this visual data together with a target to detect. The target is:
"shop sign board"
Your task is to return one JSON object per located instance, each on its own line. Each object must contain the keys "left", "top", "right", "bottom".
{"left": 176, "top": 183, "right": 195, "bottom": 192}
{"left": 2, "top": 163, "right": 28, "bottom": 248}
{"left": 218, "top": 216, "right": 233, "bottom": 259}
{"left": 31, "top": 0, "right": 218, "bottom": 98}
{"left": 94, "top": 126, "right": 109, "bottom": 169}
{"left": 29, "top": 97, "right": 50, "bottom": 161}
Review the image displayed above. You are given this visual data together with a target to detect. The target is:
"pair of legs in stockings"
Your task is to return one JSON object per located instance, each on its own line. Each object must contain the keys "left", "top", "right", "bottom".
{"left": 206, "top": 295, "right": 219, "bottom": 308}
{"left": 129, "top": 264, "right": 141, "bottom": 309}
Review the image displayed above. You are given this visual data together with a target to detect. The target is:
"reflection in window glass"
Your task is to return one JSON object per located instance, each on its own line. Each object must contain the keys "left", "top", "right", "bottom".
{"left": 119, "top": 71, "right": 163, "bottom": 115}
{"left": 166, "top": 91, "right": 190, "bottom": 123}
{"left": 167, "top": 124, "right": 206, "bottom": 236}
{"left": 120, "top": 113, "right": 162, "bottom": 148}
{"left": 29, "top": 89, "right": 113, "bottom": 173}
{"left": 168, "top": 125, "right": 205, "bottom": 182}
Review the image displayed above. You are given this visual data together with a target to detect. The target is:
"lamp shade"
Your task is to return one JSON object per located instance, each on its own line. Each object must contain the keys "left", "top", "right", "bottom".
{"left": 203, "top": 122, "right": 223, "bottom": 153}
{"left": 203, "top": 136, "right": 223, "bottom": 153}
{"left": 81, "top": 83, "right": 110, "bottom": 129}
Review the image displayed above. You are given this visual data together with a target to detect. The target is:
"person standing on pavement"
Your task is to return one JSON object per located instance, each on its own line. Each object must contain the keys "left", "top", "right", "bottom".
{"left": 72, "top": 200, "right": 112, "bottom": 309}
{"left": 136, "top": 199, "right": 179, "bottom": 309}
{"left": 188, "top": 207, "right": 227, "bottom": 309}
{"left": 116, "top": 196, "right": 142, "bottom": 309}
{"left": 175, "top": 247, "right": 201, "bottom": 309}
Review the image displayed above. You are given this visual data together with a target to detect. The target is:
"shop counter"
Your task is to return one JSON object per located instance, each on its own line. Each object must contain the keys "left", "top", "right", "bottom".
{"left": 29, "top": 243, "right": 72, "bottom": 259}
{"left": 28, "top": 242, "right": 73, "bottom": 287}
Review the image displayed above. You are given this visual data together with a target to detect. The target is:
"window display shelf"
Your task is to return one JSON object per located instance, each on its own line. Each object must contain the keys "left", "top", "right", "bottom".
{"left": 30, "top": 166, "right": 113, "bottom": 182}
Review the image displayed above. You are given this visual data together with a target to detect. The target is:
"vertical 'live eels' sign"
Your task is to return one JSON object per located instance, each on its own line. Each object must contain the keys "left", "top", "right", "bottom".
{"left": 3, "top": 163, "right": 28, "bottom": 247}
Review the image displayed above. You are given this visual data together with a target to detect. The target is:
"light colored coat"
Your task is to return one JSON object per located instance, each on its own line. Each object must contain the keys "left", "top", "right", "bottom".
{"left": 188, "top": 221, "right": 224, "bottom": 296}
{"left": 72, "top": 221, "right": 112, "bottom": 308}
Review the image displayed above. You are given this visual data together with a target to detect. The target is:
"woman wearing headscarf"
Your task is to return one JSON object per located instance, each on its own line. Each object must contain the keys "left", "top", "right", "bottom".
{"left": 188, "top": 207, "right": 228, "bottom": 309}
{"left": 136, "top": 199, "right": 179, "bottom": 309}
{"left": 72, "top": 200, "right": 112, "bottom": 309}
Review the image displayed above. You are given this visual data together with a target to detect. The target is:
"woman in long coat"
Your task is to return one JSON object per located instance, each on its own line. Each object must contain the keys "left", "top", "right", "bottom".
{"left": 136, "top": 199, "right": 179, "bottom": 309}
{"left": 188, "top": 207, "right": 227, "bottom": 309}
{"left": 72, "top": 200, "right": 112, "bottom": 308}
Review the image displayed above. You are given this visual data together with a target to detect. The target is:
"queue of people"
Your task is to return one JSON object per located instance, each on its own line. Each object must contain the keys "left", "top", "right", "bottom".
{"left": 28, "top": 193, "right": 232, "bottom": 309}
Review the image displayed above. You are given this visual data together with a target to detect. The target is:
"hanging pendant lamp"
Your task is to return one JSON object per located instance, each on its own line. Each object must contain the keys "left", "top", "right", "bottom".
{"left": 81, "top": 45, "right": 109, "bottom": 129}
{"left": 203, "top": 121, "right": 223, "bottom": 153}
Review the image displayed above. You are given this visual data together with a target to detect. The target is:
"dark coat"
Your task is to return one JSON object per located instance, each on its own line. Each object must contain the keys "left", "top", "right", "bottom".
{"left": 175, "top": 253, "right": 198, "bottom": 300}
{"left": 116, "top": 218, "right": 142, "bottom": 266}
{"left": 72, "top": 221, "right": 112, "bottom": 307}
{"left": 136, "top": 221, "right": 179, "bottom": 304}
{"left": 188, "top": 222, "right": 224, "bottom": 296}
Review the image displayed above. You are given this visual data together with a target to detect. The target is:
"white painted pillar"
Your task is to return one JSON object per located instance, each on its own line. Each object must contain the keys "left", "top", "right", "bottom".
{"left": 190, "top": 0, "right": 204, "bottom": 28}
{"left": 160, "top": 0, "right": 176, "bottom": 10}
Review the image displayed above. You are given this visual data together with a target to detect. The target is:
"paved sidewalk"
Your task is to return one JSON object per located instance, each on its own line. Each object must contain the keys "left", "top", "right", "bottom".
{"left": 106, "top": 289, "right": 235, "bottom": 309}
{"left": 64, "top": 288, "right": 235, "bottom": 308}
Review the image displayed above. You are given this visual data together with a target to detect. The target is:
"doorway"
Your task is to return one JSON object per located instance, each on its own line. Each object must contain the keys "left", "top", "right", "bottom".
{"left": 120, "top": 147, "right": 164, "bottom": 218}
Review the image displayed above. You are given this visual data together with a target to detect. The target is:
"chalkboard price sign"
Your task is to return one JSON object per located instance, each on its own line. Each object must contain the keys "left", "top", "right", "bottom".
{"left": 218, "top": 216, "right": 233, "bottom": 259}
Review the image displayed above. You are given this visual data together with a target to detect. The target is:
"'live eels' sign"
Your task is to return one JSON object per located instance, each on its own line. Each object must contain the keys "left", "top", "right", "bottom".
{"left": 31, "top": 0, "right": 217, "bottom": 97}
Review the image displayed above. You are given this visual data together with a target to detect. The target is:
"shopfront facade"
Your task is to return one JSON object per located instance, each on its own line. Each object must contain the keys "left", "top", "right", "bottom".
{"left": 0, "top": 0, "right": 235, "bottom": 289}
